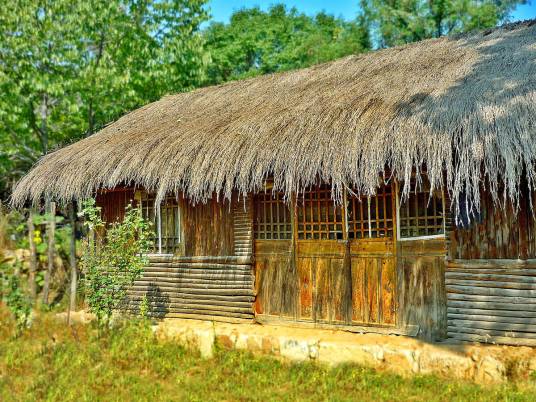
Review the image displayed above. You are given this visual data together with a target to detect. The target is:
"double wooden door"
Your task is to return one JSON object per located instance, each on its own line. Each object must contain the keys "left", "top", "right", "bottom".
{"left": 254, "top": 238, "right": 397, "bottom": 326}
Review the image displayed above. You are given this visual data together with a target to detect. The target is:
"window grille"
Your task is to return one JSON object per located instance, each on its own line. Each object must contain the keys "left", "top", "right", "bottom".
{"left": 140, "top": 193, "right": 182, "bottom": 254}
{"left": 348, "top": 184, "right": 394, "bottom": 239}
{"left": 297, "top": 186, "right": 343, "bottom": 240}
{"left": 254, "top": 192, "right": 292, "bottom": 240}
{"left": 399, "top": 178, "right": 445, "bottom": 239}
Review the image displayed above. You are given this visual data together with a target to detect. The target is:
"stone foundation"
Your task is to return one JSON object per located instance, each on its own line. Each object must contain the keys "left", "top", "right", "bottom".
{"left": 155, "top": 318, "right": 536, "bottom": 384}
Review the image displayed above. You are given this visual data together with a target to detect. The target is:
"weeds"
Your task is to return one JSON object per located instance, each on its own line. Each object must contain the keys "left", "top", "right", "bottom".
{"left": 1, "top": 307, "right": 536, "bottom": 401}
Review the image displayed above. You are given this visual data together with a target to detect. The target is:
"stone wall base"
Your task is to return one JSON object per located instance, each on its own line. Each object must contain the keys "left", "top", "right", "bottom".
{"left": 155, "top": 318, "right": 536, "bottom": 384}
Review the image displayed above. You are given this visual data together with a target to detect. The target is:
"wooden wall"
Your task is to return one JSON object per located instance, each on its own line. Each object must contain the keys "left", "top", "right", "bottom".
{"left": 449, "top": 189, "right": 536, "bottom": 259}
{"left": 126, "top": 255, "right": 255, "bottom": 321}
{"left": 397, "top": 239, "right": 447, "bottom": 341}
{"left": 126, "top": 196, "right": 255, "bottom": 322}
{"left": 446, "top": 259, "right": 536, "bottom": 346}
{"left": 96, "top": 189, "right": 135, "bottom": 223}
{"left": 181, "top": 196, "right": 235, "bottom": 257}
{"left": 446, "top": 187, "right": 536, "bottom": 346}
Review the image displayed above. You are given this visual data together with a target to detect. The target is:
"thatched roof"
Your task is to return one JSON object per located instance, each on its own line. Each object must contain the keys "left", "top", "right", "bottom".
{"left": 12, "top": 20, "right": 536, "bottom": 214}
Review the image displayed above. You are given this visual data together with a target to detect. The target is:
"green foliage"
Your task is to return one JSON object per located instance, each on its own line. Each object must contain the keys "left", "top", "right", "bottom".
{"left": 360, "top": 0, "right": 526, "bottom": 47}
{"left": 203, "top": 5, "right": 371, "bottom": 84}
{"left": 2, "top": 308, "right": 536, "bottom": 400}
{"left": 80, "top": 200, "right": 153, "bottom": 326}
{"left": 139, "top": 294, "right": 150, "bottom": 319}
{"left": 1, "top": 265, "right": 33, "bottom": 334}
{"left": 0, "top": 0, "right": 209, "bottom": 198}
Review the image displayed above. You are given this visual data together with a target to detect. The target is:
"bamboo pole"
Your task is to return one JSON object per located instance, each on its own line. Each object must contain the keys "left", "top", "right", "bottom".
{"left": 42, "top": 201, "right": 56, "bottom": 305}
{"left": 67, "top": 201, "right": 77, "bottom": 325}
{"left": 27, "top": 209, "right": 38, "bottom": 300}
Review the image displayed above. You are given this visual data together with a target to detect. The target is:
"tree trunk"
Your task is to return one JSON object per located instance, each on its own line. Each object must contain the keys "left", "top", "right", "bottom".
{"left": 67, "top": 202, "right": 78, "bottom": 324}
{"left": 27, "top": 209, "right": 38, "bottom": 300}
{"left": 42, "top": 201, "right": 56, "bottom": 305}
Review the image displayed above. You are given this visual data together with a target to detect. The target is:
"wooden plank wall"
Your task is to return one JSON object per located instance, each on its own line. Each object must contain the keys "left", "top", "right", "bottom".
{"left": 96, "top": 189, "right": 135, "bottom": 223}
{"left": 449, "top": 189, "right": 536, "bottom": 259}
{"left": 447, "top": 188, "right": 536, "bottom": 345}
{"left": 126, "top": 194, "right": 255, "bottom": 322}
{"left": 446, "top": 259, "right": 536, "bottom": 346}
{"left": 397, "top": 239, "right": 447, "bottom": 341}
{"left": 181, "top": 196, "right": 235, "bottom": 256}
{"left": 126, "top": 255, "right": 255, "bottom": 322}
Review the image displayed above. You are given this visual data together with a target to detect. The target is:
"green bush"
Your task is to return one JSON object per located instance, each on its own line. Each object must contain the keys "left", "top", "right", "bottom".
{"left": 79, "top": 199, "right": 153, "bottom": 327}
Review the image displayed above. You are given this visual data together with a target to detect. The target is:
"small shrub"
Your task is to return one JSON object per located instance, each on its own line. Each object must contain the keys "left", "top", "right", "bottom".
{"left": 3, "top": 268, "right": 33, "bottom": 333}
{"left": 79, "top": 199, "right": 153, "bottom": 327}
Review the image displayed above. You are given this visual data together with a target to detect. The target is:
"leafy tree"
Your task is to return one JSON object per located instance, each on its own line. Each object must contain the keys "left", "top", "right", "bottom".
{"left": 360, "top": 0, "right": 526, "bottom": 47}
{"left": 79, "top": 200, "right": 153, "bottom": 327}
{"left": 0, "top": 0, "right": 209, "bottom": 198}
{"left": 203, "top": 5, "right": 371, "bottom": 84}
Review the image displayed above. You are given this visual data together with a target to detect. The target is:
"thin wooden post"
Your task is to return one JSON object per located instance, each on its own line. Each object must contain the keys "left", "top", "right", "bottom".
{"left": 342, "top": 187, "right": 353, "bottom": 324}
{"left": 42, "top": 201, "right": 56, "bottom": 305}
{"left": 27, "top": 209, "right": 38, "bottom": 300}
{"left": 67, "top": 201, "right": 77, "bottom": 325}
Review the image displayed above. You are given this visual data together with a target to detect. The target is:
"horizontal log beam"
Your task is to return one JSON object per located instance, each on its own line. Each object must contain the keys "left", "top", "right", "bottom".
{"left": 148, "top": 255, "right": 252, "bottom": 264}
{"left": 447, "top": 299, "right": 536, "bottom": 312}
{"left": 447, "top": 306, "right": 536, "bottom": 318}
{"left": 445, "top": 279, "right": 536, "bottom": 290}
{"left": 123, "top": 306, "right": 253, "bottom": 319}
{"left": 445, "top": 272, "right": 536, "bottom": 283}
{"left": 126, "top": 302, "right": 253, "bottom": 314}
{"left": 446, "top": 285, "right": 536, "bottom": 298}
{"left": 447, "top": 292, "right": 536, "bottom": 304}
{"left": 447, "top": 312, "right": 536, "bottom": 325}
{"left": 447, "top": 259, "right": 536, "bottom": 270}
{"left": 448, "top": 319, "right": 536, "bottom": 333}
{"left": 126, "top": 291, "right": 255, "bottom": 302}
{"left": 146, "top": 263, "right": 252, "bottom": 270}
{"left": 136, "top": 278, "right": 253, "bottom": 287}
{"left": 447, "top": 332, "right": 536, "bottom": 347}
{"left": 128, "top": 286, "right": 255, "bottom": 296}
{"left": 127, "top": 296, "right": 253, "bottom": 309}
{"left": 448, "top": 325, "right": 536, "bottom": 340}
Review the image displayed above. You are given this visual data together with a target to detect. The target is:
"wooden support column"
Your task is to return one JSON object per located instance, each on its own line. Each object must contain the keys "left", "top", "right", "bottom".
{"left": 341, "top": 187, "right": 353, "bottom": 324}
{"left": 27, "top": 209, "right": 38, "bottom": 300}
{"left": 67, "top": 201, "right": 78, "bottom": 324}
{"left": 43, "top": 201, "right": 56, "bottom": 305}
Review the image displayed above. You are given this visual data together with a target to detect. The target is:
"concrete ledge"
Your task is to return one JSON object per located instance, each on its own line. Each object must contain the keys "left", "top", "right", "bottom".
{"left": 155, "top": 318, "right": 536, "bottom": 384}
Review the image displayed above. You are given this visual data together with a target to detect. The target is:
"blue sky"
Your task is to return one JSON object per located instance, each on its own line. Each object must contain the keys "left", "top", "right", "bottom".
{"left": 208, "top": 0, "right": 535, "bottom": 23}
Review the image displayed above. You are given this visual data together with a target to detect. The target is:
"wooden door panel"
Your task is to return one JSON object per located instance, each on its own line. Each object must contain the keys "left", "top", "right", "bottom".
{"left": 297, "top": 257, "right": 313, "bottom": 319}
{"left": 364, "top": 258, "right": 380, "bottom": 323}
{"left": 330, "top": 258, "right": 349, "bottom": 323}
{"left": 381, "top": 257, "right": 396, "bottom": 325}
{"left": 313, "top": 257, "right": 330, "bottom": 322}
{"left": 351, "top": 257, "right": 366, "bottom": 322}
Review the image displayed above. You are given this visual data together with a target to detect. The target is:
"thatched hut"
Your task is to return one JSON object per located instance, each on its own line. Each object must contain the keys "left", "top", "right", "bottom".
{"left": 13, "top": 20, "right": 536, "bottom": 344}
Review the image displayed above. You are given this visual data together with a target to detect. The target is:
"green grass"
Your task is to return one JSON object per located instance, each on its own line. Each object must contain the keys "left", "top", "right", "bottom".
{"left": 1, "top": 307, "right": 536, "bottom": 402}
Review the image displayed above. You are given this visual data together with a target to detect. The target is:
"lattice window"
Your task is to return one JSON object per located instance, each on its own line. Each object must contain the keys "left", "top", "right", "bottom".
{"left": 297, "top": 186, "right": 343, "bottom": 240}
{"left": 140, "top": 193, "right": 182, "bottom": 254}
{"left": 254, "top": 192, "right": 292, "bottom": 240}
{"left": 399, "top": 178, "right": 445, "bottom": 238}
{"left": 348, "top": 184, "right": 394, "bottom": 239}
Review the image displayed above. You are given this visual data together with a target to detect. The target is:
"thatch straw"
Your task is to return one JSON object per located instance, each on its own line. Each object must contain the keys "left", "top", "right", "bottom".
{"left": 12, "top": 20, "right": 536, "bottom": 216}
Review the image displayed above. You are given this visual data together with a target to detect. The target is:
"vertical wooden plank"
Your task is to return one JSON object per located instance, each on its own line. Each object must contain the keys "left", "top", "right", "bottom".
{"left": 330, "top": 258, "right": 346, "bottom": 323}
{"left": 297, "top": 258, "right": 313, "bottom": 319}
{"left": 351, "top": 257, "right": 365, "bottom": 323}
{"left": 313, "top": 257, "right": 330, "bottom": 322}
{"left": 364, "top": 257, "right": 379, "bottom": 323}
{"left": 380, "top": 257, "right": 396, "bottom": 325}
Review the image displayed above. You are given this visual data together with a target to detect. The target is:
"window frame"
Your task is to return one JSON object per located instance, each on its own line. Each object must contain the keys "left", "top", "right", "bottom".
{"left": 137, "top": 191, "right": 183, "bottom": 255}
{"left": 395, "top": 179, "right": 447, "bottom": 242}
